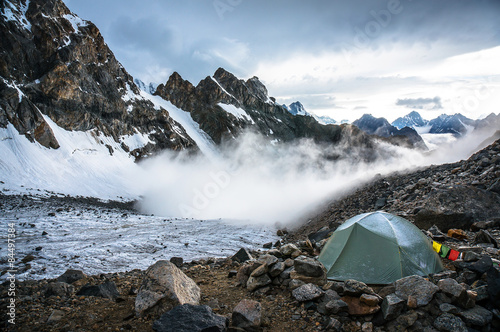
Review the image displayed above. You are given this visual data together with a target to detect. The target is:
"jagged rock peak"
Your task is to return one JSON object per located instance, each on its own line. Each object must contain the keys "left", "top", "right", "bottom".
{"left": 245, "top": 76, "right": 269, "bottom": 101}
{"left": 213, "top": 67, "right": 239, "bottom": 82}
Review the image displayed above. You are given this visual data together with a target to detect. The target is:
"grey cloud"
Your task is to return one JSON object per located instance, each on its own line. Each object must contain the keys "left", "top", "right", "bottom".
{"left": 65, "top": 0, "right": 500, "bottom": 84}
{"left": 396, "top": 97, "right": 443, "bottom": 110}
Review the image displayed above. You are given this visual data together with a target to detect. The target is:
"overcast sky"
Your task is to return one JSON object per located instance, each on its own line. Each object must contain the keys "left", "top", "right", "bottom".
{"left": 65, "top": 0, "right": 500, "bottom": 122}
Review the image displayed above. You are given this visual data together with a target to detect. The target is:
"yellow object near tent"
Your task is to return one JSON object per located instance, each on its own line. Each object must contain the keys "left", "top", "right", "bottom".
{"left": 318, "top": 211, "right": 444, "bottom": 285}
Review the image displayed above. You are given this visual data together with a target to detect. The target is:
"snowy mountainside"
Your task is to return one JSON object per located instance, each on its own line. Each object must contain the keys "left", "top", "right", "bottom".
{"left": 392, "top": 111, "right": 428, "bottom": 129}
{"left": 0, "top": 0, "right": 198, "bottom": 161}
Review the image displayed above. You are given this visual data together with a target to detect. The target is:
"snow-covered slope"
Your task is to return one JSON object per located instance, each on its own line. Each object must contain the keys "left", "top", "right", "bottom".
{"left": 0, "top": 91, "right": 217, "bottom": 199}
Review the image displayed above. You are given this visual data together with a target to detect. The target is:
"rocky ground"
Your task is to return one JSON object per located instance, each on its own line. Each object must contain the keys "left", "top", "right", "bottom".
{"left": 1, "top": 139, "right": 499, "bottom": 332}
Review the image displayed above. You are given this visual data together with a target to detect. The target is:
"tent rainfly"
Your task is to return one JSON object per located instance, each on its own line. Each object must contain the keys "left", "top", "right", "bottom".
{"left": 318, "top": 211, "right": 443, "bottom": 284}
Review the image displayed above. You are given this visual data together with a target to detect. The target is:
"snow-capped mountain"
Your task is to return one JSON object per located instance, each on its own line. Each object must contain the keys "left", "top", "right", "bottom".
{"left": 314, "top": 115, "right": 338, "bottom": 125}
{"left": 391, "top": 111, "right": 500, "bottom": 138}
{"left": 428, "top": 113, "right": 476, "bottom": 136}
{"left": 284, "top": 101, "right": 337, "bottom": 125}
{"left": 392, "top": 111, "right": 429, "bottom": 130}
{"left": 353, "top": 114, "right": 427, "bottom": 149}
{"left": 286, "top": 101, "right": 310, "bottom": 116}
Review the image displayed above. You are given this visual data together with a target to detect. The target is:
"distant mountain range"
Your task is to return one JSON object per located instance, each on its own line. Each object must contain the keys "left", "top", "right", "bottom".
{"left": 392, "top": 111, "right": 500, "bottom": 137}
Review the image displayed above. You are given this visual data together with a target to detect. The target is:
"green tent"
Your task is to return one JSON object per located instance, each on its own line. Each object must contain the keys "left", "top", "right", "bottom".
{"left": 318, "top": 211, "right": 443, "bottom": 284}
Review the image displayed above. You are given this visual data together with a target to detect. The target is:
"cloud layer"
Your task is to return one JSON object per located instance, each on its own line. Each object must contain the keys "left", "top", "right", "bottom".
{"left": 65, "top": 0, "right": 500, "bottom": 121}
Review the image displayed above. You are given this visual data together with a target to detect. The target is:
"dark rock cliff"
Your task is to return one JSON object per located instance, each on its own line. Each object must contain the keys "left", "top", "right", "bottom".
{"left": 0, "top": 0, "right": 195, "bottom": 158}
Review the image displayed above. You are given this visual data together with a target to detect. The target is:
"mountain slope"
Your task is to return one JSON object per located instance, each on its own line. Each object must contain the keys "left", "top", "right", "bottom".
{"left": 0, "top": 0, "right": 197, "bottom": 160}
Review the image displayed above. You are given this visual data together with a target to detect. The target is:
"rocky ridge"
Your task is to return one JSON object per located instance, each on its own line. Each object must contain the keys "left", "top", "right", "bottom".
{"left": 155, "top": 68, "right": 373, "bottom": 150}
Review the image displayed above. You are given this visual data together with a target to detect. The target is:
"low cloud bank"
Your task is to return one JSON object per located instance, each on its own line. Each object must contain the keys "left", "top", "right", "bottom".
{"left": 136, "top": 126, "right": 499, "bottom": 225}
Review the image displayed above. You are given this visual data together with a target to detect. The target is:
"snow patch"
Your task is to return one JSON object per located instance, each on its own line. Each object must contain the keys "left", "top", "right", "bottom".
{"left": 141, "top": 91, "right": 218, "bottom": 159}
{"left": 62, "top": 13, "right": 88, "bottom": 33}
{"left": 1, "top": 0, "right": 31, "bottom": 31}
{"left": 218, "top": 103, "right": 255, "bottom": 124}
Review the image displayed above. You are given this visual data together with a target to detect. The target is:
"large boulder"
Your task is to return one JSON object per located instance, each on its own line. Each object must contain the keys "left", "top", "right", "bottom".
{"left": 395, "top": 275, "right": 438, "bottom": 307}
{"left": 232, "top": 299, "right": 262, "bottom": 331}
{"left": 152, "top": 304, "right": 228, "bottom": 332}
{"left": 135, "top": 261, "right": 201, "bottom": 316}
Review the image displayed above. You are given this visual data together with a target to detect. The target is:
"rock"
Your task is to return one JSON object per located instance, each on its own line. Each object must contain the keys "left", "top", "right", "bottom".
{"left": 288, "top": 279, "right": 305, "bottom": 290}
{"left": 462, "top": 251, "right": 482, "bottom": 262}
{"left": 279, "top": 243, "right": 299, "bottom": 256}
{"left": 447, "top": 229, "right": 468, "bottom": 240}
{"left": 473, "top": 230, "right": 498, "bottom": 247}
{"left": 293, "top": 256, "right": 326, "bottom": 278}
{"left": 381, "top": 293, "right": 405, "bottom": 321}
{"left": 361, "top": 322, "right": 374, "bottom": 332}
{"left": 437, "top": 278, "right": 468, "bottom": 307}
{"left": 324, "top": 317, "right": 342, "bottom": 331}
{"left": 470, "top": 280, "right": 489, "bottom": 302}
{"left": 232, "top": 299, "right": 262, "bottom": 330}
{"left": 268, "top": 261, "right": 285, "bottom": 278}
{"left": 266, "top": 249, "right": 282, "bottom": 258}
{"left": 228, "top": 270, "right": 238, "bottom": 278}
{"left": 317, "top": 289, "right": 342, "bottom": 314}
{"left": 249, "top": 264, "right": 268, "bottom": 277}
{"left": 341, "top": 296, "right": 380, "bottom": 316}
{"left": 236, "top": 262, "right": 260, "bottom": 286}
{"left": 433, "top": 313, "right": 467, "bottom": 332}
{"left": 459, "top": 305, "right": 493, "bottom": 327}
{"left": 246, "top": 274, "right": 271, "bottom": 292}
{"left": 292, "top": 283, "right": 325, "bottom": 302}
{"left": 257, "top": 254, "right": 278, "bottom": 266}
{"left": 325, "top": 300, "right": 349, "bottom": 315}
{"left": 279, "top": 266, "right": 293, "bottom": 280}
{"left": 232, "top": 248, "right": 253, "bottom": 263}
{"left": 135, "top": 260, "right": 200, "bottom": 316}
{"left": 439, "top": 303, "right": 459, "bottom": 314}
{"left": 152, "top": 304, "right": 227, "bottom": 332}
{"left": 169, "top": 257, "right": 183, "bottom": 268}
{"left": 486, "top": 266, "right": 500, "bottom": 307}
{"left": 468, "top": 255, "right": 493, "bottom": 274}
{"left": 47, "top": 310, "right": 65, "bottom": 323}
{"left": 343, "top": 279, "right": 376, "bottom": 297}
{"left": 308, "top": 228, "right": 333, "bottom": 243}
{"left": 428, "top": 225, "right": 447, "bottom": 241}
{"left": 395, "top": 275, "right": 439, "bottom": 307}
{"left": 386, "top": 311, "right": 418, "bottom": 331}
{"left": 360, "top": 294, "right": 379, "bottom": 306}
{"left": 57, "top": 269, "right": 86, "bottom": 284}
{"left": 290, "top": 270, "right": 327, "bottom": 286}
{"left": 45, "top": 282, "right": 75, "bottom": 297}
{"left": 456, "top": 268, "right": 477, "bottom": 285}
{"left": 263, "top": 242, "right": 272, "bottom": 249}
{"left": 76, "top": 281, "right": 120, "bottom": 300}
